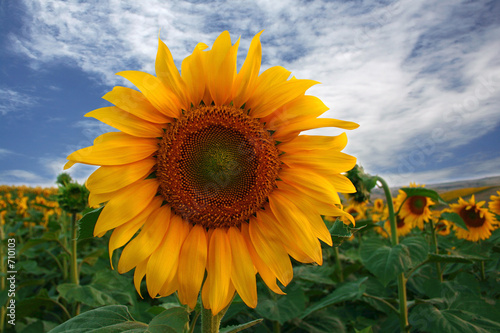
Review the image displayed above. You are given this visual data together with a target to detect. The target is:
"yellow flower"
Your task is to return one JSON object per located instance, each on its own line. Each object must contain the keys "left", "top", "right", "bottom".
{"left": 64, "top": 31, "right": 358, "bottom": 314}
{"left": 450, "top": 195, "right": 497, "bottom": 242}
{"left": 373, "top": 198, "right": 384, "bottom": 212}
{"left": 381, "top": 216, "right": 413, "bottom": 238}
{"left": 489, "top": 191, "right": 500, "bottom": 216}
{"left": 344, "top": 204, "right": 366, "bottom": 222}
{"left": 395, "top": 184, "right": 433, "bottom": 230}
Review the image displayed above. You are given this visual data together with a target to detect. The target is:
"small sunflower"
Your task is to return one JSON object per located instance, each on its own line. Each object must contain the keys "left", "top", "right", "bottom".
{"left": 450, "top": 195, "right": 497, "bottom": 242}
{"left": 489, "top": 191, "right": 500, "bottom": 216}
{"left": 395, "top": 183, "right": 433, "bottom": 230}
{"left": 373, "top": 198, "right": 384, "bottom": 212}
{"left": 383, "top": 216, "right": 413, "bottom": 238}
{"left": 431, "top": 210, "right": 451, "bottom": 236}
{"left": 344, "top": 203, "right": 366, "bottom": 222}
{"left": 65, "top": 31, "right": 357, "bottom": 314}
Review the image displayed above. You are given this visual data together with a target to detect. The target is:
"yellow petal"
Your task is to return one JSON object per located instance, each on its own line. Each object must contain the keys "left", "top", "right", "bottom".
{"left": 134, "top": 258, "right": 149, "bottom": 298}
{"left": 248, "top": 216, "right": 293, "bottom": 286}
{"left": 278, "top": 133, "right": 348, "bottom": 152}
{"left": 228, "top": 227, "right": 257, "bottom": 308}
{"left": 268, "top": 193, "right": 323, "bottom": 264}
{"left": 329, "top": 173, "right": 356, "bottom": 193}
{"left": 177, "top": 225, "right": 208, "bottom": 310}
{"left": 202, "top": 279, "right": 236, "bottom": 314}
{"left": 274, "top": 188, "right": 332, "bottom": 246}
{"left": 117, "top": 70, "right": 182, "bottom": 118}
{"left": 240, "top": 223, "right": 285, "bottom": 295}
{"left": 85, "top": 107, "right": 164, "bottom": 138}
{"left": 86, "top": 158, "right": 156, "bottom": 194}
{"left": 278, "top": 167, "right": 342, "bottom": 205}
{"left": 274, "top": 118, "right": 359, "bottom": 142}
{"left": 250, "top": 79, "right": 319, "bottom": 118}
{"left": 232, "top": 31, "right": 263, "bottom": 108}
{"left": 107, "top": 197, "right": 163, "bottom": 263}
{"left": 102, "top": 86, "right": 172, "bottom": 124}
{"left": 118, "top": 204, "right": 171, "bottom": 274}
{"left": 245, "top": 66, "right": 291, "bottom": 110}
{"left": 146, "top": 214, "right": 189, "bottom": 298}
{"left": 263, "top": 95, "right": 328, "bottom": 129}
{"left": 66, "top": 132, "right": 158, "bottom": 167}
{"left": 281, "top": 150, "right": 357, "bottom": 174}
{"left": 94, "top": 179, "right": 159, "bottom": 236}
{"left": 207, "top": 31, "right": 239, "bottom": 105}
{"left": 156, "top": 38, "right": 189, "bottom": 109}
{"left": 181, "top": 42, "right": 208, "bottom": 106}
{"left": 206, "top": 228, "right": 232, "bottom": 315}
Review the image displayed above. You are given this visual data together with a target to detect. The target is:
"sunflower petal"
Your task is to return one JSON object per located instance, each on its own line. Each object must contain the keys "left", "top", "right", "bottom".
{"left": 117, "top": 70, "right": 182, "bottom": 118}
{"left": 133, "top": 258, "right": 149, "bottom": 298}
{"left": 107, "top": 197, "right": 163, "bottom": 267}
{"left": 278, "top": 133, "right": 348, "bottom": 152}
{"left": 248, "top": 216, "right": 293, "bottom": 286}
{"left": 281, "top": 150, "right": 357, "bottom": 174}
{"left": 206, "top": 228, "right": 232, "bottom": 315}
{"left": 85, "top": 107, "right": 163, "bottom": 138}
{"left": 156, "top": 39, "right": 189, "bottom": 109}
{"left": 181, "top": 43, "right": 208, "bottom": 106}
{"left": 232, "top": 31, "right": 263, "bottom": 108}
{"left": 228, "top": 227, "right": 257, "bottom": 308}
{"left": 146, "top": 214, "right": 189, "bottom": 298}
{"left": 240, "top": 223, "right": 285, "bottom": 295}
{"left": 263, "top": 95, "right": 328, "bottom": 129}
{"left": 177, "top": 225, "right": 208, "bottom": 309}
{"left": 274, "top": 118, "right": 359, "bottom": 142}
{"left": 65, "top": 132, "right": 158, "bottom": 168}
{"left": 93, "top": 179, "right": 159, "bottom": 236}
{"left": 118, "top": 204, "right": 171, "bottom": 274}
{"left": 102, "top": 86, "right": 171, "bottom": 124}
{"left": 86, "top": 159, "right": 156, "bottom": 194}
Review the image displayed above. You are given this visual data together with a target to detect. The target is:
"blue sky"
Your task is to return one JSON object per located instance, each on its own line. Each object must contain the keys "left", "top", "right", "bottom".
{"left": 1, "top": 0, "right": 499, "bottom": 187}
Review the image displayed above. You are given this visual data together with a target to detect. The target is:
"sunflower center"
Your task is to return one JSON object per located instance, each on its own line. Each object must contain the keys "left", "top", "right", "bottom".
{"left": 156, "top": 105, "right": 281, "bottom": 228}
{"left": 408, "top": 196, "right": 426, "bottom": 215}
{"left": 396, "top": 216, "right": 406, "bottom": 229}
{"left": 459, "top": 207, "right": 485, "bottom": 228}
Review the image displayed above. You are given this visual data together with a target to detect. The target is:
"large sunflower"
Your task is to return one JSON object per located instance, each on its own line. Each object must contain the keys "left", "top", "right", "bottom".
{"left": 489, "top": 191, "right": 500, "bottom": 216}
{"left": 65, "top": 31, "right": 357, "bottom": 314}
{"left": 394, "top": 183, "right": 433, "bottom": 230}
{"left": 450, "top": 196, "right": 497, "bottom": 242}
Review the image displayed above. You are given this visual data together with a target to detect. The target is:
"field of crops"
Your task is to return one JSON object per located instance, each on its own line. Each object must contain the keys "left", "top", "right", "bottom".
{"left": 1, "top": 173, "right": 499, "bottom": 333}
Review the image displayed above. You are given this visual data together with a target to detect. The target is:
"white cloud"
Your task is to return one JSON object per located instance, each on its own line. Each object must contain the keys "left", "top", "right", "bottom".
{"left": 7, "top": 0, "right": 500, "bottom": 185}
{"left": 0, "top": 89, "right": 36, "bottom": 115}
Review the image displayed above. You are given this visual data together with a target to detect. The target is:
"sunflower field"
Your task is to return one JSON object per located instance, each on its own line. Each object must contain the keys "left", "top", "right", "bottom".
{"left": 1, "top": 171, "right": 499, "bottom": 333}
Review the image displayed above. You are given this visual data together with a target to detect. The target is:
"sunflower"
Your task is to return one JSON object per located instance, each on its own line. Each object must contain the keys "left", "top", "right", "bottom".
{"left": 450, "top": 195, "right": 497, "bottom": 242}
{"left": 489, "top": 191, "right": 500, "bottom": 216}
{"left": 64, "top": 31, "right": 357, "bottom": 314}
{"left": 394, "top": 183, "right": 433, "bottom": 230}
{"left": 381, "top": 215, "right": 413, "bottom": 238}
{"left": 344, "top": 203, "right": 366, "bottom": 222}
{"left": 373, "top": 198, "right": 384, "bottom": 212}
{"left": 431, "top": 210, "right": 451, "bottom": 236}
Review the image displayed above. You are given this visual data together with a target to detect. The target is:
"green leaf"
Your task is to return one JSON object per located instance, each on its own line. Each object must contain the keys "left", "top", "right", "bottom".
{"left": 300, "top": 277, "right": 368, "bottom": 318}
{"left": 401, "top": 187, "right": 445, "bottom": 203}
{"left": 78, "top": 206, "right": 103, "bottom": 240}
{"left": 360, "top": 238, "right": 410, "bottom": 286}
{"left": 57, "top": 283, "right": 119, "bottom": 307}
{"left": 220, "top": 319, "right": 264, "bottom": 333}
{"left": 146, "top": 307, "right": 189, "bottom": 333}
{"left": 48, "top": 305, "right": 147, "bottom": 333}
{"left": 441, "top": 212, "right": 468, "bottom": 230}
{"left": 409, "top": 303, "right": 500, "bottom": 333}
{"left": 427, "top": 253, "right": 473, "bottom": 264}
{"left": 401, "top": 236, "right": 429, "bottom": 267}
{"left": 255, "top": 283, "right": 306, "bottom": 325}
{"left": 355, "top": 327, "right": 374, "bottom": 333}
{"left": 329, "top": 219, "right": 365, "bottom": 247}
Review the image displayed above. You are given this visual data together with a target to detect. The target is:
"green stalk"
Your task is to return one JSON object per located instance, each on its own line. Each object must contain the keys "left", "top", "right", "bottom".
{"left": 201, "top": 301, "right": 231, "bottom": 333}
{"left": 334, "top": 246, "right": 344, "bottom": 282}
{"left": 70, "top": 213, "right": 80, "bottom": 315}
{"left": 376, "top": 177, "right": 409, "bottom": 333}
{"left": 429, "top": 219, "right": 443, "bottom": 282}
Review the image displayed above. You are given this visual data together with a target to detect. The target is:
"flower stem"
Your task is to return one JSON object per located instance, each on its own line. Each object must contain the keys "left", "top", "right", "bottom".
{"left": 334, "top": 246, "right": 344, "bottom": 282}
{"left": 201, "top": 302, "right": 231, "bottom": 333}
{"left": 429, "top": 219, "right": 443, "bottom": 282}
{"left": 376, "top": 176, "right": 409, "bottom": 333}
{"left": 70, "top": 212, "right": 80, "bottom": 315}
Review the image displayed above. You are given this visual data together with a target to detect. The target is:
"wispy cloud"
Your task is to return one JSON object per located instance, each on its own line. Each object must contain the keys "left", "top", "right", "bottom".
{"left": 0, "top": 89, "right": 37, "bottom": 115}
{"left": 7, "top": 0, "right": 500, "bottom": 185}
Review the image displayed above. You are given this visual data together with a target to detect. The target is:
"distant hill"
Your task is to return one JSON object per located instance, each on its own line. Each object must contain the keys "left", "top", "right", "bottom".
{"left": 370, "top": 175, "right": 500, "bottom": 203}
